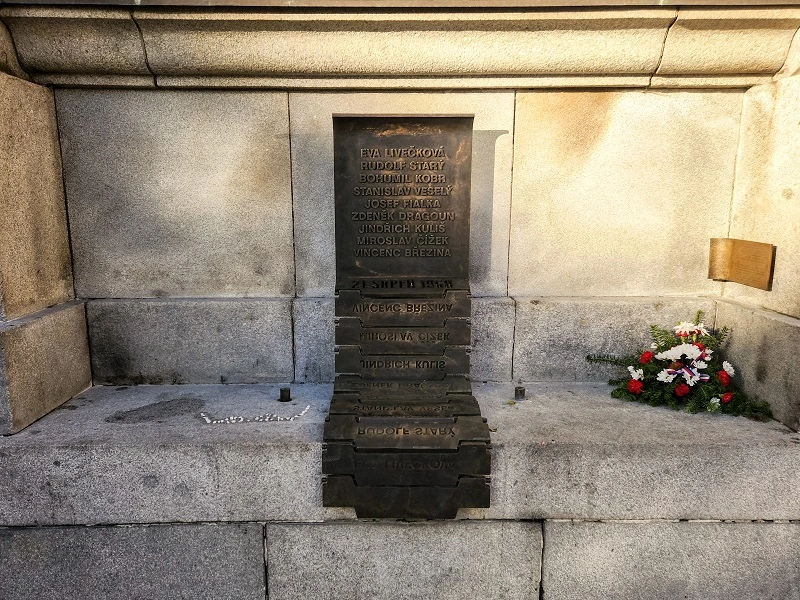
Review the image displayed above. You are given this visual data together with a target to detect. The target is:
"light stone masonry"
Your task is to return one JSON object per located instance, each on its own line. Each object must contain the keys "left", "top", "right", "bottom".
{"left": 0, "top": 71, "right": 73, "bottom": 320}
{"left": 727, "top": 76, "right": 800, "bottom": 319}
{"left": 0, "top": 523, "right": 266, "bottom": 600}
{"left": 289, "top": 92, "right": 514, "bottom": 298}
{"left": 717, "top": 299, "right": 800, "bottom": 431}
{"left": 293, "top": 298, "right": 334, "bottom": 383}
{"left": 87, "top": 299, "right": 294, "bottom": 384}
{"left": 509, "top": 90, "right": 739, "bottom": 298}
{"left": 1, "top": 382, "right": 797, "bottom": 526}
{"left": 0, "top": 302, "right": 90, "bottom": 434}
{"left": 267, "top": 521, "right": 541, "bottom": 600}
{"left": 57, "top": 89, "right": 294, "bottom": 299}
{"left": 512, "top": 297, "right": 717, "bottom": 382}
{"left": 543, "top": 521, "right": 800, "bottom": 600}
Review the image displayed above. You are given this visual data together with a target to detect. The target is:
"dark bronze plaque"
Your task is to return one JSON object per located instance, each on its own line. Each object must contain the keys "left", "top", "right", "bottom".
{"left": 324, "top": 115, "right": 489, "bottom": 519}
{"left": 334, "top": 116, "right": 473, "bottom": 296}
{"left": 335, "top": 317, "right": 470, "bottom": 354}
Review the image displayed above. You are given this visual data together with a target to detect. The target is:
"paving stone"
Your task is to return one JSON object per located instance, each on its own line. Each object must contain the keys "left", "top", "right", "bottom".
{"left": 0, "top": 72, "right": 72, "bottom": 320}
{"left": 717, "top": 299, "right": 800, "bottom": 431}
{"left": 0, "top": 382, "right": 797, "bottom": 525}
{"left": 87, "top": 299, "right": 294, "bottom": 384}
{"left": 56, "top": 89, "right": 294, "bottom": 298}
{"left": 0, "top": 523, "right": 265, "bottom": 600}
{"left": 293, "top": 298, "right": 334, "bottom": 383}
{"left": 0, "top": 302, "right": 90, "bottom": 434}
{"left": 543, "top": 521, "right": 800, "bottom": 600}
{"left": 471, "top": 297, "right": 515, "bottom": 382}
{"left": 509, "top": 90, "right": 740, "bottom": 297}
{"left": 289, "top": 91, "right": 514, "bottom": 298}
{"left": 727, "top": 76, "right": 800, "bottom": 319}
{"left": 267, "top": 521, "right": 540, "bottom": 600}
{"left": 512, "top": 296, "right": 717, "bottom": 382}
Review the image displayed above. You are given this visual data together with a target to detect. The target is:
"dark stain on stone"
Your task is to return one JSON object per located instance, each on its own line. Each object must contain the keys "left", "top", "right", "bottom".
{"left": 53, "top": 460, "right": 61, "bottom": 466}
{"left": 142, "top": 475, "right": 159, "bottom": 488}
{"left": 754, "top": 335, "right": 769, "bottom": 383}
{"left": 105, "top": 396, "right": 206, "bottom": 424}
{"left": 57, "top": 404, "right": 78, "bottom": 410}
{"left": 116, "top": 387, "right": 129, "bottom": 391}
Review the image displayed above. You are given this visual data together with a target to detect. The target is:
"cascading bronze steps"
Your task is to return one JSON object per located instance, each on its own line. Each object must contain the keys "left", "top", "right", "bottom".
{"left": 323, "top": 115, "right": 490, "bottom": 519}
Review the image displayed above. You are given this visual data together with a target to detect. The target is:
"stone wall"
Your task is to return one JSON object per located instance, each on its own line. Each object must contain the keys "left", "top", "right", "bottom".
{"left": 0, "top": 60, "right": 90, "bottom": 434}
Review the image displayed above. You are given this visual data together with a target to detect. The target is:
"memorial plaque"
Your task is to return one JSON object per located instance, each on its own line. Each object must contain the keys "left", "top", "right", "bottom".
{"left": 334, "top": 116, "right": 473, "bottom": 295}
{"left": 323, "top": 115, "right": 490, "bottom": 519}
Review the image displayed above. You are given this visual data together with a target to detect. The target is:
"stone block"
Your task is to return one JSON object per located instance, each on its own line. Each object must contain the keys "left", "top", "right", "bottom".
{"left": 0, "top": 383, "right": 333, "bottom": 525}
{"left": 508, "top": 90, "right": 740, "bottom": 297}
{"left": 479, "top": 381, "right": 800, "bottom": 521}
{"left": 0, "top": 523, "right": 265, "bottom": 600}
{"left": 289, "top": 92, "right": 515, "bottom": 298}
{"left": 0, "top": 72, "right": 72, "bottom": 320}
{"left": 87, "top": 299, "right": 294, "bottom": 384}
{"left": 717, "top": 299, "right": 800, "bottom": 431}
{"left": 512, "top": 297, "right": 717, "bottom": 382}
{"left": 293, "top": 298, "right": 334, "bottom": 383}
{"left": 1, "top": 7, "right": 150, "bottom": 81}
{"left": 135, "top": 10, "right": 672, "bottom": 79}
{"left": 0, "top": 302, "right": 90, "bottom": 435}
{"left": 0, "top": 382, "right": 797, "bottom": 525}
{"left": 471, "top": 297, "right": 515, "bottom": 382}
{"left": 777, "top": 28, "right": 800, "bottom": 78}
{"left": 56, "top": 89, "right": 294, "bottom": 298}
{"left": 726, "top": 76, "right": 800, "bottom": 319}
{"left": 543, "top": 521, "right": 800, "bottom": 600}
{"left": 0, "top": 21, "right": 26, "bottom": 79}
{"left": 658, "top": 8, "right": 800, "bottom": 76}
{"left": 267, "top": 521, "right": 541, "bottom": 600}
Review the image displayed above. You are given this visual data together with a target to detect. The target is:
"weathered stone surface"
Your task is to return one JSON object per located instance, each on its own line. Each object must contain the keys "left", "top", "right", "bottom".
{"left": 136, "top": 10, "right": 672, "bottom": 79}
{"left": 0, "top": 383, "right": 334, "bottom": 525}
{"left": 267, "top": 521, "right": 541, "bottom": 600}
{"left": 480, "top": 381, "right": 800, "bottom": 521}
{"left": 777, "top": 28, "right": 800, "bottom": 78}
{"left": 1, "top": 382, "right": 797, "bottom": 525}
{"left": 293, "top": 298, "right": 334, "bottom": 383}
{"left": 472, "top": 297, "right": 515, "bottom": 382}
{"left": 717, "top": 299, "right": 800, "bottom": 432}
{"left": 0, "top": 21, "right": 26, "bottom": 79}
{"left": 658, "top": 8, "right": 800, "bottom": 76}
{"left": 1, "top": 7, "right": 150, "bottom": 81}
{"left": 543, "top": 521, "right": 800, "bottom": 600}
{"left": 0, "top": 523, "right": 265, "bottom": 600}
{"left": 88, "top": 299, "right": 293, "bottom": 384}
{"left": 727, "top": 76, "right": 800, "bottom": 319}
{"left": 0, "top": 302, "right": 90, "bottom": 435}
{"left": 509, "top": 90, "right": 740, "bottom": 297}
{"left": 512, "top": 297, "right": 717, "bottom": 382}
{"left": 0, "top": 72, "right": 72, "bottom": 320}
{"left": 56, "top": 89, "right": 294, "bottom": 298}
{"left": 290, "top": 92, "right": 514, "bottom": 298}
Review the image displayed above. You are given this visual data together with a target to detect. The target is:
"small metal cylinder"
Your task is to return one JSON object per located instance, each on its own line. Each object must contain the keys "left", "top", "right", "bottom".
{"left": 514, "top": 386, "right": 526, "bottom": 401}
{"left": 279, "top": 387, "right": 292, "bottom": 402}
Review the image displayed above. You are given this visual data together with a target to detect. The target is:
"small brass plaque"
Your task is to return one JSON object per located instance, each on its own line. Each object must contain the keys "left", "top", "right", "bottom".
{"left": 708, "top": 238, "right": 775, "bottom": 291}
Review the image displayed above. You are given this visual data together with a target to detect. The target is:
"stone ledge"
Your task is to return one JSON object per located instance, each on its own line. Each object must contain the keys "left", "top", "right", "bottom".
{"left": 2, "top": 7, "right": 799, "bottom": 88}
{"left": 0, "top": 382, "right": 797, "bottom": 526}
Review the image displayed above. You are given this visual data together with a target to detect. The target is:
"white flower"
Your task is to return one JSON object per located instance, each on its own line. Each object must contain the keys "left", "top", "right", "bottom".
{"left": 682, "top": 370, "right": 701, "bottom": 386}
{"left": 627, "top": 366, "right": 644, "bottom": 381}
{"left": 657, "top": 369, "right": 676, "bottom": 383}
{"left": 710, "top": 397, "right": 721, "bottom": 406}
{"left": 723, "top": 361, "right": 735, "bottom": 377}
{"left": 674, "top": 322, "right": 709, "bottom": 337}
{"left": 656, "top": 343, "right": 701, "bottom": 362}
{"left": 708, "top": 397, "right": 721, "bottom": 412}
{"left": 704, "top": 349, "right": 713, "bottom": 357}
{"left": 695, "top": 361, "right": 708, "bottom": 370}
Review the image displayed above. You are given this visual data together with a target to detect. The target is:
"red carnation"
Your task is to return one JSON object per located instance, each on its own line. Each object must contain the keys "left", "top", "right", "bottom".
{"left": 692, "top": 342, "right": 705, "bottom": 351}
{"left": 717, "top": 371, "right": 731, "bottom": 387}
{"left": 627, "top": 379, "right": 644, "bottom": 395}
{"left": 639, "top": 351, "right": 654, "bottom": 364}
{"left": 721, "top": 392, "right": 734, "bottom": 404}
{"left": 674, "top": 383, "right": 690, "bottom": 398}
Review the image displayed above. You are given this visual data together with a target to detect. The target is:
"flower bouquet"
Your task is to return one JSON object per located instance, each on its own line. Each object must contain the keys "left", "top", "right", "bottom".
{"left": 587, "top": 311, "right": 772, "bottom": 420}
